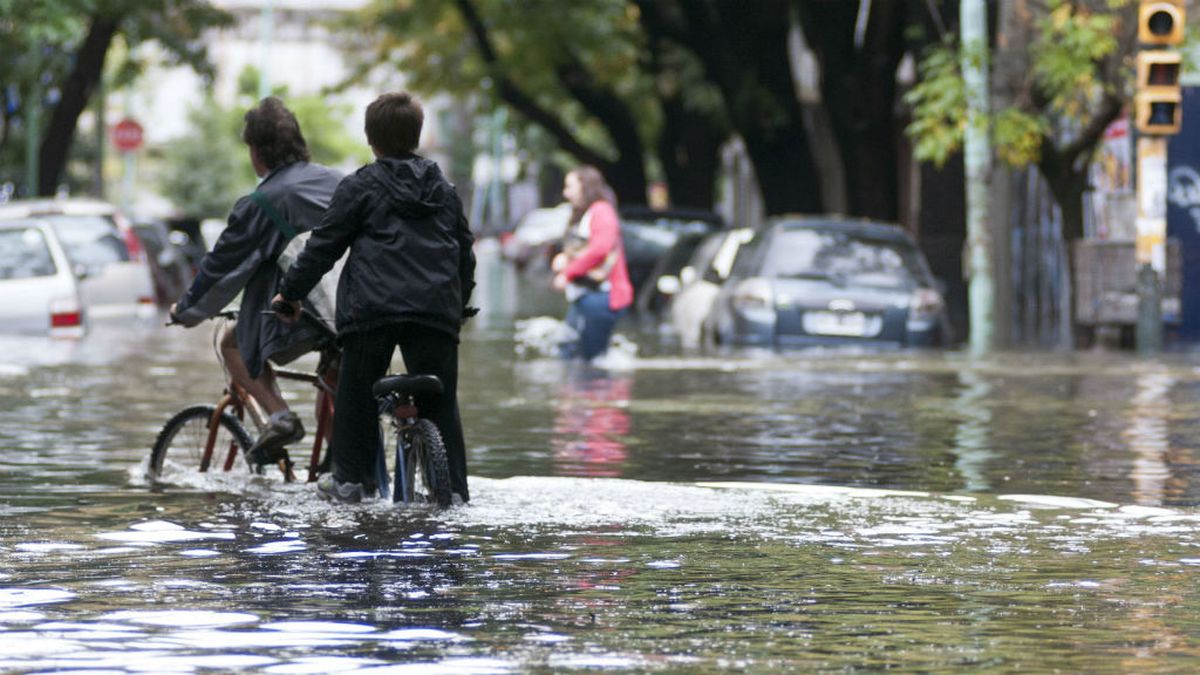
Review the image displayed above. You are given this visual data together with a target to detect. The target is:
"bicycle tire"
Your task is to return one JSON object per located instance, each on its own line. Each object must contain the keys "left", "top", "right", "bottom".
{"left": 148, "top": 405, "right": 255, "bottom": 483}
{"left": 397, "top": 418, "right": 453, "bottom": 508}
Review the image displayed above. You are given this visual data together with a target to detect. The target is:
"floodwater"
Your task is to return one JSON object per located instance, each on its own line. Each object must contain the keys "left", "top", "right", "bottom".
{"left": 4, "top": 254, "right": 1200, "bottom": 671}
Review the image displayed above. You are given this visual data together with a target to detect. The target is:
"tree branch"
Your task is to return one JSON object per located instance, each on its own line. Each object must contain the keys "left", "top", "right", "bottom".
{"left": 452, "top": 0, "right": 611, "bottom": 170}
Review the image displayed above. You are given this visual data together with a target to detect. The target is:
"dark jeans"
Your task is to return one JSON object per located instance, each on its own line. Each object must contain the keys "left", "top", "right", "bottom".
{"left": 333, "top": 322, "right": 469, "bottom": 501}
{"left": 562, "top": 290, "right": 626, "bottom": 361}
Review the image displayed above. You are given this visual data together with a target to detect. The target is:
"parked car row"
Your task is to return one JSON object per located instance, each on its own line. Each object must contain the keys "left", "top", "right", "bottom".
{"left": 0, "top": 198, "right": 168, "bottom": 337}
{"left": 499, "top": 203, "right": 951, "bottom": 349}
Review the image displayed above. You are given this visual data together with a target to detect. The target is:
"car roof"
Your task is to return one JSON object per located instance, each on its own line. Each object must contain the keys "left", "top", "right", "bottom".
{"left": 0, "top": 217, "right": 54, "bottom": 230}
{"left": 619, "top": 205, "right": 725, "bottom": 226}
{"left": 766, "top": 215, "right": 915, "bottom": 242}
{"left": 0, "top": 197, "right": 118, "bottom": 220}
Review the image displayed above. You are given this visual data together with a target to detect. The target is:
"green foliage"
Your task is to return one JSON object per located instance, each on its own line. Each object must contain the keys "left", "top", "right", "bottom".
{"left": 1031, "top": 2, "right": 1120, "bottom": 118}
{"left": 905, "top": 0, "right": 1129, "bottom": 168}
{"left": 902, "top": 40, "right": 966, "bottom": 168}
{"left": 158, "top": 100, "right": 246, "bottom": 219}
{"left": 352, "top": 0, "right": 658, "bottom": 160}
{"left": 158, "top": 66, "right": 370, "bottom": 219}
{"left": 992, "top": 109, "right": 1047, "bottom": 166}
{"left": 0, "top": 0, "right": 232, "bottom": 195}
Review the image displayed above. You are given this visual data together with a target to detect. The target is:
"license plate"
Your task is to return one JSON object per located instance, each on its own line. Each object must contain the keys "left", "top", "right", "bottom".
{"left": 802, "top": 311, "right": 880, "bottom": 337}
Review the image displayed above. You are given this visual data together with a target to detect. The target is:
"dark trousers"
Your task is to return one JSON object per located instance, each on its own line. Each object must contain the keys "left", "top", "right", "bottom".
{"left": 333, "top": 322, "right": 469, "bottom": 501}
{"left": 562, "top": 290, "right": 625, "bottom": 361}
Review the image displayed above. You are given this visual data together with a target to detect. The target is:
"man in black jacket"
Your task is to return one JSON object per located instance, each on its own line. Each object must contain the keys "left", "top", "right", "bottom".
{"left": 273, "top": 91, "right": 476, "bottom": 504}
{"left": 171, "top": 98, "right": 341, "bottom": 463}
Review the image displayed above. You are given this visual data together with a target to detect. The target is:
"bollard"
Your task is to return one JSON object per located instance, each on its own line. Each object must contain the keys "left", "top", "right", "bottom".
{"left": 1136, "top": 262, "right": 1163, "bottom": 355}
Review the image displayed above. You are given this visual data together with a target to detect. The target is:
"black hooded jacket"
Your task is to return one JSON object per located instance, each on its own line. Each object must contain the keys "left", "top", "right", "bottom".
{"left": 278, "top": 154, "right": 476, "bottom": 338}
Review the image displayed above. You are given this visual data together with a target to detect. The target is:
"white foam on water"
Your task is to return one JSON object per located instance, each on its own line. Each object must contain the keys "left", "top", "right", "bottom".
{"left": 101, "top": 610, "right": 259, "bottom": 628}
{"left": 0, "top": 588, "right": 75, "bottom": 608}
{"left": 514, "top": 316, "right": 576, "bottom": 358}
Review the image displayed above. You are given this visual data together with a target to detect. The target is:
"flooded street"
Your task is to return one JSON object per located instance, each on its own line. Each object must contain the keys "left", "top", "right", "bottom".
{"left": 4, "top": 261, "right": 1200, "bottom": 671}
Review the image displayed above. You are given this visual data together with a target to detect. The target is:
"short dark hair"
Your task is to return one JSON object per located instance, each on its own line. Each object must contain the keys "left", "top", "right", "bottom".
{"left": 365, "top": 91, "right": 423, "bottom": 156}
{"left": 241, "top": 97, "right": 310, "bottom": 170}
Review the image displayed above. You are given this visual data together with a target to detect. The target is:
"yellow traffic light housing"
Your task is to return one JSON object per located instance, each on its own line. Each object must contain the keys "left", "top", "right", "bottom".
{"left": 1139, "top": 1, "right": 1185, "bottom": 46}
{"left": 1135, "top": 51, "right": 1183, "bottom": 135}
{"left": 1135, "top": 91, "right": 1182, "bottom": 135}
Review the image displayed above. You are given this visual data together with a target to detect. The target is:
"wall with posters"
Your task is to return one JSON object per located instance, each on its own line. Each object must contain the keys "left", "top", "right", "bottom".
{"left": 1167, "top": 87, "right": 1200, "bottom": 341}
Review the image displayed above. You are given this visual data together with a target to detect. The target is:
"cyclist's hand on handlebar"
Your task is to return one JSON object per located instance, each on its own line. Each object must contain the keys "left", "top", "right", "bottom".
{"left": 270, "top": 293, "right": 301, "bottom": 324}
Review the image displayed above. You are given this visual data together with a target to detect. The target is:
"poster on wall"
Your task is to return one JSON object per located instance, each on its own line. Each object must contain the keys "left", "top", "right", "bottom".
{"left": 1166, "top": 86, "right": 1200, "bottom": 341}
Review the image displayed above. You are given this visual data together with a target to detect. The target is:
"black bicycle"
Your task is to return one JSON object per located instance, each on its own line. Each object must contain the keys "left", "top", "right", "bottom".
{"left": 373, "top": 374, "right": 453, "bottom": 508}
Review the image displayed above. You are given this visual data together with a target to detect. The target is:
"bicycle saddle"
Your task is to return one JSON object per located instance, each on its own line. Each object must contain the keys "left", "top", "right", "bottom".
{"left": 372, "top": 374, "right": 444, "bottom": 399}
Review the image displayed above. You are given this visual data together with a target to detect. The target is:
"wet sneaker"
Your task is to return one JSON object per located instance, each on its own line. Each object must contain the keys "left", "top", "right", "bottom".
{"left": 246, "top": 411, "right": 304, "bottom": 466}
{"left": 317, "top": 474, "right": 365, "bottom": 504}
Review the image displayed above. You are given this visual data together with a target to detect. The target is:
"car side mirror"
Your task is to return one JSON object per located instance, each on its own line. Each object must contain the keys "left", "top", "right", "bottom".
{"left": 656, "top": 275, "right": 681, "bottom": 296}
{"left": 679, "top": 266, "right": 697, "bottom": 286}
{"left": 73, "top": 263, "right": 89, "bottom": 281}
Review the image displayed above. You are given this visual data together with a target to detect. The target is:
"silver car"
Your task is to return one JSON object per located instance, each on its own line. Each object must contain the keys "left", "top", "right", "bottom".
{"left": 0, "top": 219, "right": 86, "bottom": 337}
{"left": 0, "top": 199, "right": 156, "bottom": 320}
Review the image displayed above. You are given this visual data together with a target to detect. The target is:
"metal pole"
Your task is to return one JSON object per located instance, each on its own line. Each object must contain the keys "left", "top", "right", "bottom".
{"left": 961, "top": 0, "right": 994, "bottom": 355}
{"left": 1135, "top": 135, "right": 1167, "bottom": 354}
{"left": 25, "top": 74, "right": 40, "bottom": 196}
{"left": 258, "top": 0, "right": 275, "bottom": 99}
{"left": 94, "top": 79, "right": 106, "bottom": 199}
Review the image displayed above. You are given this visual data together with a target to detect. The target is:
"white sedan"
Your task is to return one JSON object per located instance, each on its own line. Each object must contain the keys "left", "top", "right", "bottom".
{"left": 0, "top": 219, "right": 86, "bottom": 337}
{"left": 0, "top": 198, "right": 156, "bottom": 320}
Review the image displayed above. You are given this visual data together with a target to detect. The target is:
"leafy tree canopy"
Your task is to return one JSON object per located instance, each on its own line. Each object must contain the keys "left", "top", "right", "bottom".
{"left": 904, "top": 0, "right": 1133, "bottom": 168}
{"left": 158, "top": 66, "right": 369, "bottom": 219}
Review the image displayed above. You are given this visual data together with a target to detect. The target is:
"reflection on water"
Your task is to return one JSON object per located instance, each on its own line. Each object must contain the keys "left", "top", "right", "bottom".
{"left": 552, "top": 372, "right": 630, "bottom": 477}
{"left": 5, "top": 272, "right": 1200, "bottom": 668}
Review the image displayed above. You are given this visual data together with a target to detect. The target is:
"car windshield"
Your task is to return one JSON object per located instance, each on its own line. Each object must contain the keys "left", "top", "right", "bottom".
{"left": 763, "top": 228, "right": 923, "bottom": 288}
{"left": 0, "top": 227, "right": 58, "bottom": 279}
{"left": 45, "top": 215, "right": 129, "bottom": 268}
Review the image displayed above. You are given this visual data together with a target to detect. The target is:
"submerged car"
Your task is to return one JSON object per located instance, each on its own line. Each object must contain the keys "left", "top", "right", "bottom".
{"left": 0, "top": 219, "right": 86, "bottom": 337}
{"left": 705, "top": 217, "right": 948, "bottom": 348}
{"left": 500, "top": 203, "right": 572, "bottom": 271}
{"left": 654, "top": 228, "right": 754, "bottom": 347}
{"left": 0, "top": 199, "right": 156, "bottom": 319}
{"left": 618, "top": 206, "right": 724, "bottom": 295}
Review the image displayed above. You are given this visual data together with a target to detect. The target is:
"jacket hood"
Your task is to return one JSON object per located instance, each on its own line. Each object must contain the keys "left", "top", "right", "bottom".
{"left": 366, "top": 155, "right": 449, "bottom": 217}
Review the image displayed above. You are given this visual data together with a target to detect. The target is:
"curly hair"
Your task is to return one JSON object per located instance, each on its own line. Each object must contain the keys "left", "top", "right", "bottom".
{"left": 241, "top": 97, "right": 310, "bottom": 170}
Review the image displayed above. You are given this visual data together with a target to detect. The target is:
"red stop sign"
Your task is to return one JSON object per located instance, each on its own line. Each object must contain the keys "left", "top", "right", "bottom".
{"left": 112, "top": 118, "right": 144, "bottom": 152}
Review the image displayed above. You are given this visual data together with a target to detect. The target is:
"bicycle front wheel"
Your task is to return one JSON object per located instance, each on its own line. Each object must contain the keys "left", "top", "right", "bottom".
{"left": 396, "top": 418, "right": 453, "bottom": 508}
{"left": 148, "top": 405, "right": 254, "bottom": 483}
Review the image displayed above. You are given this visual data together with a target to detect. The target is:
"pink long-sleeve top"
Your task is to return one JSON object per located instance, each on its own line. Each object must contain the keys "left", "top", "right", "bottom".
{"left": 562, "top": 200, "right": 633, "bottom": 311}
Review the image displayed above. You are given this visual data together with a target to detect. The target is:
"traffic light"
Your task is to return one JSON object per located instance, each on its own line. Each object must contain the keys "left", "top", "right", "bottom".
{"left": 1135, "top": 0, "right": 1186, "bottom": 135}
{"left": 1136, "top": 51, "right": 1182, "bottom": 134}
{"left": 1139, "top": 1, "right": 1185, "bottom": 46}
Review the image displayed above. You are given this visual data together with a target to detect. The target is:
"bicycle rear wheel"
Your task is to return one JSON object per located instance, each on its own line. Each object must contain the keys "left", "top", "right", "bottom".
{"left": 148, "top": 405, "right": 254, "bottom": 483}
{"left": 395, "top": 418, "right": 453, "bottom": 508}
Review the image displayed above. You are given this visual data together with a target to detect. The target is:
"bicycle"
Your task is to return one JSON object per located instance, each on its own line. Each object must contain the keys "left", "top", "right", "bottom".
{"left": 150, "top": 305, "right": 454, "bottom": 508}
{"left": 148, "top": 310, "right": 339, "bottom": 485}
{"left": 374, "top": 372, "right": 453, "bottom": 507}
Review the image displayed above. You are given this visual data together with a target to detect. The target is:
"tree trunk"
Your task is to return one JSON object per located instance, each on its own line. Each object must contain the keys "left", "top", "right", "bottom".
{"left": 38, "top": 14, "right": 119, "bottom": 196}
{"left": 669, "top": 0, "right": 823, "bottom": 215}
{"left": 795, "top": 0, "right": 908, "bottom": 221}
{"left": 555, "top": 57, "right": 648, "bottom": 205}
{"left": 656, "top": 93, "right": 721, "bottom": 210}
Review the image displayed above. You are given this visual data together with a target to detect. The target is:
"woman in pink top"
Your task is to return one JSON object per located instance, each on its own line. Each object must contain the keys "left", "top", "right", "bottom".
{"left": 552, "top": 166, "right": 633, "bottom": 360}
